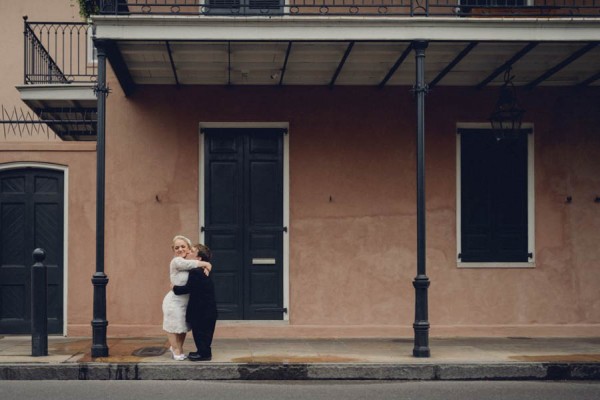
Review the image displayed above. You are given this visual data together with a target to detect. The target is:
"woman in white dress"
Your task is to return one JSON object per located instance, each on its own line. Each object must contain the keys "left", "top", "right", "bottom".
{"left": 162, "top": 235, "right": 211, "bottom": 360}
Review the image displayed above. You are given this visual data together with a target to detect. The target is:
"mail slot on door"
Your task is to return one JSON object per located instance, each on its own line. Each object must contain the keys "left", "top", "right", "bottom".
{"left": 252, "top": 258, "right": 276, "bottom": 265}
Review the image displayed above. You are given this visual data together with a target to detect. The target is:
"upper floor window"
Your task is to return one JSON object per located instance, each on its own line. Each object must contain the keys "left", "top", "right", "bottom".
{"left": 207, "top": 0, "right": 283, "bottom": 14}
{"left": 457, "top": 127, "right": 534, "bottom": 266}
{"left": 460, "top": 0, "right": 529, "bottom": 5}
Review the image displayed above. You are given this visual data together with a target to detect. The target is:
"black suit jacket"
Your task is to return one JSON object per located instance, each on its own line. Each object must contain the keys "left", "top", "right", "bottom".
{"left": 173, "top": 268, "right": 217, "bottom": 322}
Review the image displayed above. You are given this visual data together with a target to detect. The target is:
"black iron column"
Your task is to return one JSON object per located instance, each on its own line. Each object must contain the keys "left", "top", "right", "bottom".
{"left": 91, "top": 39, "right": 109, "bottom": 357}
{"left": 31, "top": 248, "right": 48, "bottom": 356}
{"left": 412, "top": 40, "right": 430, "bottom": 358}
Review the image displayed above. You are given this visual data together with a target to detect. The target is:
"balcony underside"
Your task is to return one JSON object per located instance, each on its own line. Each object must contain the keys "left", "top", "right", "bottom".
{"left": 108, "top": 40, "right": 600, "bottom": 87}
{"left": 16, "top": 84, "right": 97, "bottom": 141}
{"left": 93, "top": 17, "right": 600, "bottom": 89}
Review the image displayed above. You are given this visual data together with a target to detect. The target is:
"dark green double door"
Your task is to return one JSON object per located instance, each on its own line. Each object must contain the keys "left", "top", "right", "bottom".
{"left": 204, "top": 128, "right": 285, "bottom": 320}
{"left": 0, "top": 168, "right": 64, "bottom": 334}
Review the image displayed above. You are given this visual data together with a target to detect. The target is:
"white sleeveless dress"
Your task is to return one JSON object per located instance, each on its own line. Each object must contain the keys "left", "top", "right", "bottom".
{"left": 161, "top": 257, "right": 197, "bottom": 333}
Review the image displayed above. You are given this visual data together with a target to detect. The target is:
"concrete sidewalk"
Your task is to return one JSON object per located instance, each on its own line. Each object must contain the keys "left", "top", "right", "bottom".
{"left": 0, "top": 336, "right": 599, "bottom": 380}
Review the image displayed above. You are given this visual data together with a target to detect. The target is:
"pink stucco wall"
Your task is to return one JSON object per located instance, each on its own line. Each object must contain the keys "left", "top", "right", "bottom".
{"left": 1, "top": 1, "right": 598, "bottom": 338}
{"left": 82, "top": 73, "right": 600, "bottom": 337}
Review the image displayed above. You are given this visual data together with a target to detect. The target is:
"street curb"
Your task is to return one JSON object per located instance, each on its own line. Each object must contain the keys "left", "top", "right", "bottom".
{"left": 1, "top": 362, "right": 600, "bottom": 380}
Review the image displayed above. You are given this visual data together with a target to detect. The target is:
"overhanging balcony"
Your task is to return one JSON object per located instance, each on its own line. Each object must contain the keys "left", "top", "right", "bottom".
{"left": 16, "top": 18, "right": 98, "bottom": 141}
{"left": 89, "top": 0, "right": 600, "bottom": 91}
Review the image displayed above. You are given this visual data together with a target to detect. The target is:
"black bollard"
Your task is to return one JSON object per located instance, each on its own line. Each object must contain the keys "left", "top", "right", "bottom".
{"left": 31, "top": 248, "right": 48, "bottom": 356}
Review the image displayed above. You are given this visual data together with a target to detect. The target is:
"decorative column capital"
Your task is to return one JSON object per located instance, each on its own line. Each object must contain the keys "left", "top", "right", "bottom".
{"left": 412, "top": 40, "right": 429, "bottom": 52}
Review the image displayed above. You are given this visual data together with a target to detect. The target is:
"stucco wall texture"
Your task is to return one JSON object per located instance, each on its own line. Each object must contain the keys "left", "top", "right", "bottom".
{"left": 0, "top": 0, "right": 598, "bottom": 336}
{"left": 65, "top": 73, "right": 598, "bottom": 337}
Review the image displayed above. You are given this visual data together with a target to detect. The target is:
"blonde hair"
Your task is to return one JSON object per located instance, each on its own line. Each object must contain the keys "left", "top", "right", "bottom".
{"left": 171, "top": 235, "right": 192, "bottom": 250}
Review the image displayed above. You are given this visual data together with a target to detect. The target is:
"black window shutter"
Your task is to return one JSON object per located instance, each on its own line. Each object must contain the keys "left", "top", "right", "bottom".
{"left": 248, "top": 0, "right": 281, "bottom": 10}
{"left": 206, "top": 0, "right": 282, "bottom": 13}
{"left": 460, "top": 129, "right": 528, "bottom": 262}
{"left": 460, "top": 0, "right": 527, "bottom": 7}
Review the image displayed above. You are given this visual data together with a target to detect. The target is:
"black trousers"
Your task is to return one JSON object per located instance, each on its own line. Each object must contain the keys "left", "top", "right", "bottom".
{"left": 190, "top": 317, "right": 216, "bottom": 356}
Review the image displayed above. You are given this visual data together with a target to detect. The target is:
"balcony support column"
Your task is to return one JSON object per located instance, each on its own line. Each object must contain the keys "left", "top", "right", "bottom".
{"left": 412, "top": 40, "right": 430, "bottom": 358}
{"left": 91, "top": 39, "right": 109, "bottom": 358}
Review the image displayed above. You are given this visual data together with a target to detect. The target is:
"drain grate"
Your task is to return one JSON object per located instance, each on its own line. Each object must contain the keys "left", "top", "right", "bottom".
{"left": 132, "top": 346, "right": 167, "bottom": 357}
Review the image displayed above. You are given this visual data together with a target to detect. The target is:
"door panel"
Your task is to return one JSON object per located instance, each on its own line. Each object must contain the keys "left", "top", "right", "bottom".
{"left": 245, "top": 132, "right": 283, "bottom": 319}
{"left": 204, "top": 128, "right": 284, "bottom": 320}
{"left": 205, "top": 131, "right": 244, "bottom": 319}
{"left": 209, "top": 162, "right": 239, "bottom": 225}
{"left": 0, "top": 168, "right": 64, "bottom": 334}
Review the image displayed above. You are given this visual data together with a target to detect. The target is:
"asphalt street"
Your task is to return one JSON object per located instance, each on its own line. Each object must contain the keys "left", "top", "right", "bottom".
{"left": 1, "top": 380, "right": 600, "bottom": 400}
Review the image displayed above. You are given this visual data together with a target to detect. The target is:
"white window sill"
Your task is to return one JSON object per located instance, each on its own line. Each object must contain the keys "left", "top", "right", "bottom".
{"left": 457, "top": 262, "right": 535, "bottom": 269}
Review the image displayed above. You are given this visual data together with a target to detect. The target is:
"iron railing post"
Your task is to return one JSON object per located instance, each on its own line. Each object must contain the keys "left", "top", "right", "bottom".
{"left": 23, "top": 16, "right": 28, "bottom": 84}
{"left": 91, "top": 38, "right": 109, "bottom": 358}
{"left": 412, "top": 40, "right": 431, "bottom": 358}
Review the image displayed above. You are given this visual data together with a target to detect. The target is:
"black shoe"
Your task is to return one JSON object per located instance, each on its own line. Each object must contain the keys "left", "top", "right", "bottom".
{"left": 188, "top": 352, "right": 212, "bottom": 361}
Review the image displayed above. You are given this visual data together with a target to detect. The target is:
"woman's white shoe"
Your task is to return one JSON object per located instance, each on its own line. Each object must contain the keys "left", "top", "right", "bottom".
{"left": 173, "top": 353, "right": 186, "bottom": 361}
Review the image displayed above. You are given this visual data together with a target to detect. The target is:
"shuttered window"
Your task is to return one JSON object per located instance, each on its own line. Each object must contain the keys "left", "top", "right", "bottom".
{"left": 459, "top": 128, "right": 531, "bottom": 263}
{"left": 207, "top": 0, "right": 282, "bottom": 13}
{"left": 461, "top": 0, "right": 528, "bottom": 6}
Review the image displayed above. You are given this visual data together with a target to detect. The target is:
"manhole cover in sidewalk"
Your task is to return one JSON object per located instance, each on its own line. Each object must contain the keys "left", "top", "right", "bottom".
{"left": 132, "top": 347, "right": 167, "bottom": 357}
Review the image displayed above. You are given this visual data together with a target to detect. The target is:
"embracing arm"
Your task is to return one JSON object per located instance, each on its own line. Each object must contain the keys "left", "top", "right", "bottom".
{"left": 172, "top": 259, "right": 213, "bottom": 295}
{"left": 171, "top": 256, "right": 201, "bottom": 271}
{"left": 173, "top": 266, "right": 210, "bottom": 295}
{"left": 198, "top": 260, "right": 212, "bottom": 275}
{"left": 182, "top": 254, "right": 212, "bottom": 275}
{"left": 173, "top": 282, "right": 191, "bottom": 295}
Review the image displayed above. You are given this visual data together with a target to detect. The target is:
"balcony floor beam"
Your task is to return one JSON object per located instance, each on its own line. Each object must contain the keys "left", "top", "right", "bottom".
{"left": 428, "top": 42, "right": 477, "bottom": 89}
{"left": 165, "top": 41, "right": 180, "bottom": 87}
{"left": 579, "top": 70, "right": 600, "bottom": 87}
{"left": 525, "top": 42, "right": 598, "bottom": 89}
{"left": 476, "top": 42, "right": 538, "bottom": 89}
{"left": 379, "top": 43, "right": 412, "bottom": 88}
{"left": 329, "top": 42, "right": 354, "bottom": 88}
{"left": 279, "top": 42, "right": 292, "bottom": 86}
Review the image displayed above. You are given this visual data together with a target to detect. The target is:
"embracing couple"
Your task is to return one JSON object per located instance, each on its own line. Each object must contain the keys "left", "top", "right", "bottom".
{"left": 161, "top": 235, "right": 218, "bottom": 361}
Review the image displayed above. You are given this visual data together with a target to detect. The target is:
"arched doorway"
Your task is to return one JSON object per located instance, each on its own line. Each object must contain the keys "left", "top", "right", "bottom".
{"left": 0, "top": 166, "right": 65, "bottom": 334}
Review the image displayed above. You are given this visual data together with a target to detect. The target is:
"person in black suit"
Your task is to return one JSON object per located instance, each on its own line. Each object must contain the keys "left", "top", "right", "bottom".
{"left": 173, "top": 244, "right": 218, "bottom": 361}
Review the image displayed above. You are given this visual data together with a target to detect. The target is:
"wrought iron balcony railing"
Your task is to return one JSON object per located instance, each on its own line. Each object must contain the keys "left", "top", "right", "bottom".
{"left": 24, "top": 17, "right": 97, "bottom": 85}
{"left": 91, "top": 0, "right": 600, "bottom": 17}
